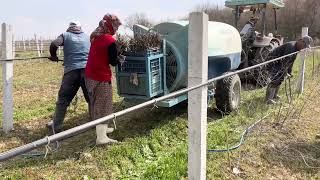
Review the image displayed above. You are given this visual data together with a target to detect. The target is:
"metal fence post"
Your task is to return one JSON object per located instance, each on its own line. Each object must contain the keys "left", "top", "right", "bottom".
{"left": 12, "top": 34, "right": 15, "bottom": 58}
{"left": 297, "top": 27, "right": 308, "bottom": 94}
{"left": 188, "top": 12, "right": 208, "bottom": 180}
{"left": 28, "top": 39, "right": 31, "bottom": 50}
{"left": 40, "top": 37, "right": 44, "bottom": 55}
{"left": 22, "top": 36, "right": 26, "bottom": 51}
{"left": 1, "top": 23, "right": 14, "bottom": 133}
{"left": 34, "top": 34, "right": 41, "bottom": 57}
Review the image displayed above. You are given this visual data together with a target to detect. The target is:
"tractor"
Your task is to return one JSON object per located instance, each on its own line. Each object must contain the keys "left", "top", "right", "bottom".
{"left": 225, "top": 0, "right": 285, "bottom": 86}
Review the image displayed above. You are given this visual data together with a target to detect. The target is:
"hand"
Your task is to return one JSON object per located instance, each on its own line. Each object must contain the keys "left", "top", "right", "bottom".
{"left": 286, "top": 73, "right": 293, "bottom": 78}
{"left": 48, "top": 56, "right": 59, "bottom": 62}
{"left": 117, "top": 55, "right": 126, "bottom": 65}
{"left": 115, "top": 42, "right": 127, "bottom": 55}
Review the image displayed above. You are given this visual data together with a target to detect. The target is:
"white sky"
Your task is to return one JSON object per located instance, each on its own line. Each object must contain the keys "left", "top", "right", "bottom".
{"left": 0, "top": 0, "right": 225, "bottom": 40}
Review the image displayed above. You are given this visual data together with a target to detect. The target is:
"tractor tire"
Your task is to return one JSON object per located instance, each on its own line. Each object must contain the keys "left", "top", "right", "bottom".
{"left": 251, "top": 39, "right": 281, "bottom": 87}
{"left": 252, "top": 46, "right": 272, "bottom": 87}
{"left": 215, "top": 74, "right": 241, "bottom": 113}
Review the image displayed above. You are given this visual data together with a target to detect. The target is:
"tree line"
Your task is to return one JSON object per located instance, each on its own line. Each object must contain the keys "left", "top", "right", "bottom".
{"left": 125, "top": 0, "right": 320, "bottom": 44}
{"left": 195, "top": 0, "right": 319, "bottom": 44}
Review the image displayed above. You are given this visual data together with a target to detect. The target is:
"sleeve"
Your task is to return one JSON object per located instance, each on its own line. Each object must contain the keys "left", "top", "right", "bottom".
{"left": 240, "top": 24, "right": 255, "bottom": 39}
{"left": 50, "top": 34, "right": 64, "bottom": 57}
{"left": 287, "top": 54, "right": 297, "bottom": 74}
{"left": 108, "top": 43, "right": 119, "bottom": 66}
{"left": 240, "top": 24, "right": 250, "bottom": 35}
{"left": 284, "top": 45, "right": 298, "bottom": 74}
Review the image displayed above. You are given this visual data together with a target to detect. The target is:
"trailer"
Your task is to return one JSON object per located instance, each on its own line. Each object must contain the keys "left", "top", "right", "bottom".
{"left": 116, "top": 21, "right": 242, "bottom": 112}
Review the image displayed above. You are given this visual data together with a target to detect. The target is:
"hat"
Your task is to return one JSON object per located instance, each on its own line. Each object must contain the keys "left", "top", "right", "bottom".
{"left": 302, "top": 35, "right": 313, "bottom": 48}
{"left": 69, "top": 21, "right": 81, "bottom": 28}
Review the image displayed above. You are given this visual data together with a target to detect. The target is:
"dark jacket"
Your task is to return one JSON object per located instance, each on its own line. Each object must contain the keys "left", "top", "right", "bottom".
{"left": 267, "top": 41, "right": 298, "bottom": 75}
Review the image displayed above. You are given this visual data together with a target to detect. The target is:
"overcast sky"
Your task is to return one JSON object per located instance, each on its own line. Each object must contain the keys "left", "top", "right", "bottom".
{"left": 0, "top": 0, "right": 225, "bottom": 40}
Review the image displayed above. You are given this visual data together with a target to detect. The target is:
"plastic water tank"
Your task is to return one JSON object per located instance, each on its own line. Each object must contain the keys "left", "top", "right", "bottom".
{"left": 142, "top": 21, "right": 242, "bottom": 92}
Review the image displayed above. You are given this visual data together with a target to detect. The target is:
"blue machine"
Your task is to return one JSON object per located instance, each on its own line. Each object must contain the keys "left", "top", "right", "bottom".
{"left": 116, "top": 21, "right": 242, "bottom": 112}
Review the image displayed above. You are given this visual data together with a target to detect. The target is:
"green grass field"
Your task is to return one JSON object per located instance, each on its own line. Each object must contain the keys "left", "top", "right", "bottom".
{"left": 0, "top": 51, "right": 319, "bottom": 179}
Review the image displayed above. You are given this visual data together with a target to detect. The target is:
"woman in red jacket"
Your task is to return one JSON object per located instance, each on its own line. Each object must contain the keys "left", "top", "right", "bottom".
{"left": 85, "top": 14, "right": 122, "bottom": 145}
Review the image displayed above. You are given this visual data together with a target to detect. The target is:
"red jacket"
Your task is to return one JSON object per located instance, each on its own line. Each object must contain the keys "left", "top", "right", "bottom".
{"left": 85, "top": 34, "right": 116, "bottom": 82}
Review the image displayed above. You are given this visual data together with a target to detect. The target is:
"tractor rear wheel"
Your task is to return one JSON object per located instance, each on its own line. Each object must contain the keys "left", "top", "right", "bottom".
{"left": 251, "top": 40, "right": 280, "bottom": 87}
{"left": 252, "top": 46, "right": 272, "bottom": 87}
{"left": 215, "top": 74, "right": 241, "bottom": 113}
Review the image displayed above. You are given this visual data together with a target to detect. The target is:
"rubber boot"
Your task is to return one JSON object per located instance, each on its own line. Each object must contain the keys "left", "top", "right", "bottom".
{"left": 48, "top": 105, "right": 67, "bottom": 134}
{"left": 266, "top": 86, "right": 277, "bottom": 105}
{"left": 106, "top": 126, "right": 115, "bottom": 133}
{"left": 273, "top": 86, "right": 281, "bottom": 101}
{"left": 46, "top": 120, "right": 55, "bottom": 135}
{"left": 96, "top": 124, "right": 117, "bottom": 145}
{"left": 47, "top": 120, "right": 62, "bottom": 135}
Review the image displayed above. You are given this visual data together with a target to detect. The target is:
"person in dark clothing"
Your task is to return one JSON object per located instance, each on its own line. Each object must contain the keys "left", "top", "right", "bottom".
{"left": 47, "top": 21, "right": 91, "bottom": 133}
{"left": 265, "top": 35, "right": 313, "bottom": 104}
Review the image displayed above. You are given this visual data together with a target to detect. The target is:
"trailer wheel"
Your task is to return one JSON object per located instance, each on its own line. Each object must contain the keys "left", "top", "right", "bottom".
{"left": 215, "top": 74, "right": 241, "bottom": 113}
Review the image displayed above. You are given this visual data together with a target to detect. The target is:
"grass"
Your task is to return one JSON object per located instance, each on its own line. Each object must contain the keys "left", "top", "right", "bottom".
{"left": 0, "top": 51, "right": 320, "bottom": 179}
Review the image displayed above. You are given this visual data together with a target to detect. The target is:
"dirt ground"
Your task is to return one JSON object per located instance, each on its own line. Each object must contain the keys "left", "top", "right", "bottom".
{"left": 215, "top": 81, "right": 320, "bottom": 180}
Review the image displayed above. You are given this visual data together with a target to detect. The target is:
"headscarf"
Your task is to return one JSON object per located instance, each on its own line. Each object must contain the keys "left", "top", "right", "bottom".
{"left": 67, "top": 21, "right": 83, "bottom": 33}
{"left": 90, "top": 14, "right": 122, "bottom": 42}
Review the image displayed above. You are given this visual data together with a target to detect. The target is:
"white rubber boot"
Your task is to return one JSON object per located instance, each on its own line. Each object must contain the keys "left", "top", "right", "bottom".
{"left": 106, "top": 127, "right": 114, "bottom": 134}
{"left": 96, "top": 124, "right": 118, "bottom": 145}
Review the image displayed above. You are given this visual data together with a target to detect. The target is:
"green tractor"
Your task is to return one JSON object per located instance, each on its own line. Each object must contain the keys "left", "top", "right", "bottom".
{"left": 225, "top": 0, "right": 285, "bottom": 86}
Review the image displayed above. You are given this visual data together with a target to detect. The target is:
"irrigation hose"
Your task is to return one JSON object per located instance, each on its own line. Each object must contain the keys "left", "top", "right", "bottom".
{"left": 207, "top": 115, "right": 269, "bottom": 153}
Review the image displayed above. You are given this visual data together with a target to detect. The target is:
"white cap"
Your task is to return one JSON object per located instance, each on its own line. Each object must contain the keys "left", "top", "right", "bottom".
{"left": 69, "top": 21, "right": 81, "bottom": 28}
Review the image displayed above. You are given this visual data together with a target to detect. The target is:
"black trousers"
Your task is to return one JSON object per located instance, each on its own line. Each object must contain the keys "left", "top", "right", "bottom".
{"left": 268, "top": 69, "right": 286, "bottom": 88}
{"left": 53, "top": 68, "right": 89, "bottom": 131}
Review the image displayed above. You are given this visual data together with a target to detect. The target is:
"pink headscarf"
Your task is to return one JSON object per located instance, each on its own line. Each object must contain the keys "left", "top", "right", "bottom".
{"left": 90, "top": 14, "right": 122, "bottom": 42}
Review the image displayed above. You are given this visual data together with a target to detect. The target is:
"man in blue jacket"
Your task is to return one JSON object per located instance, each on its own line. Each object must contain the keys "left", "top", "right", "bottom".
{"left": 47, "top": 21, "right": 90, "bottom": 134}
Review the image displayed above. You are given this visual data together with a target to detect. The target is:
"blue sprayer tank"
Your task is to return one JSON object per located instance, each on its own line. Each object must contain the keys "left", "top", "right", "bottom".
{"left": 149, "top": 21, "right": 242, "bottom": 92}
{"left": 118, "top": 20, "right": 242, "bottom": 110}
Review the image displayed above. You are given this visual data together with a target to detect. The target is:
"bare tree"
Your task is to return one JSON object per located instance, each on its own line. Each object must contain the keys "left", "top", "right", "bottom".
{"left": 192, "top": 0, "right": 320, "bottom": 41}
{"left": 194, "top": 2, "right": 233, "bottom": 25}
{"left": 125, "top": 13, "right": 154, "bottom": 31}
{"left": 302, "top": 0, "right": 320, "bottom": 37}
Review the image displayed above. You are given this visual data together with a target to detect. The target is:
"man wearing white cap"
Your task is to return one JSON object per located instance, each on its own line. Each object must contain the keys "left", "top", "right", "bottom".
{"left": 265, "top": 35, "right": 313, "bottom": 104}
{"left": 47, "top": 21, "right": 90, "bottom": 134}
{"left": 240, "top": 16, "right": 260, "bottom": 41}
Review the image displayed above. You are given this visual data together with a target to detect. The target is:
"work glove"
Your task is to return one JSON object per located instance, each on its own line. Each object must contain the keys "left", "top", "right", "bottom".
{"left": 48, "top": 56, "right": 59, "bottom": 62}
